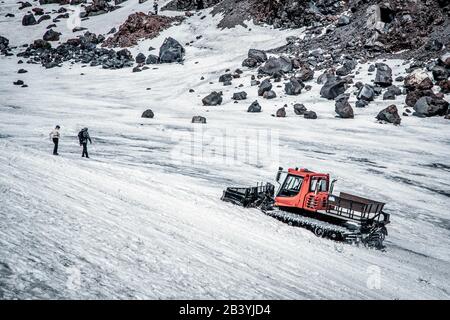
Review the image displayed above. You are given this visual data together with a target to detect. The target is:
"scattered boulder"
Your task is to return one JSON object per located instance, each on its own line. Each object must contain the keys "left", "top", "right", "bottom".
{"left": 293, "top": 103, "right": 307, "bottom": 115}
{"left": 22, "top": 13, "right": 37, "bottom": 26}
{"left": 376, "top": 105, "right": 401, "bottom": 125}
{"left": 192, "top": 116, "right": 207, "bottom": 124}
{"left": 317, "top": 71, "right": 334, "bottom": 84}
{"left": 296, "top": 65, "right": 314, "bottom": 82}
{"left": 263, "top": 90, "right": 277, "bottom": 99}
{"left": 202, "top": 91, "right": 222, "bottom": 106}
{"left": 248, "top": 49, "right": 267, "bottom": 63}
{"left": 413, "top": 96, "right": 449, "bottom": 117}
{"left": 276, "top": 106, "right": 286, "bottom": 117}
{"left": 135, "top": 53, "right": 146, "bottom": 64}
{"left": 304, "top": 111, "right": 317, "bottom": 119}
{"left": 355, "top": 100, "right": 369, "bottom": 108}
{"left": 357, "top": 84, "right": 375, "bottom": 101}
{"left": 247, "top": 100, "right": 262, "bottom": 113}
{"left": 337, "top": 15, "right": 351, "bottom": 27}
{"left": 405, "top": 89, "right": 435, "bottom": 107}
{"left": 404, "top": 69, "right": 431, "bottom": 92}
{"left": 259, "top": 56, "right": 292, "bottom": 76}
{"left": 258, "top": 79, "right": 272, "bottom": 96}
{"left": 335, "top": 94, "right": 354, "bottom": 118}
{"left": 232, "top": 91, "right": 247, "bottom": 100}
{"left": 43, "top": 29, "right": 61, "bottom": 42}
{"left": 374, "top": 63, "right": 392, "bottom": 87}
{"left": 17, "top": 69, "right": 27, "bottom": 74}
{"left": 219, "top": 73, "right": 233, "bottom": 83}
{"left": 13, "top": 80, "right": 24, "bottom": 85}
{"left": 242, "top": 57, "right": 258, "bottom": 68}
{"left": 159, "top": 37, "right": 185, "bottom": 63}
{"left": 141, "top": 109, "right": 154, "bottom": 118}
{"left": 285, "top": 77, "right": 304, "bottom": 95}
{"left": 438, "top": 80, "right": 450, "bottom": 94}
{"left": 383, "top": 90, "right": 396, "bottom": 100}
{"left": 432, "top": 66, "right": 448, "bottom": 82}
{"left": 146, "top": 54, "right": 159, "bottom": 64}
{"left": 320, "top": 78, "right": 346, "bottom": 100}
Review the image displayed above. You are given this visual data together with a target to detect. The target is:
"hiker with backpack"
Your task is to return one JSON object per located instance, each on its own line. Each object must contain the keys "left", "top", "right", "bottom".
{"left": 78, "top": 128, "right": 92, "bottom": 158}
{"left": 153, "top": 0, "right": 159, "bottom": 15}
{"left": 49, "top": 125, "right": 61, "bottom": 155}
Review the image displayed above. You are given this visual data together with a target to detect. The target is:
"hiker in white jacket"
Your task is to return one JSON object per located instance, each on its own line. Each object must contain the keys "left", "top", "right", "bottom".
{"left": 49, "top": 125, "right": 60, "bottom": 155}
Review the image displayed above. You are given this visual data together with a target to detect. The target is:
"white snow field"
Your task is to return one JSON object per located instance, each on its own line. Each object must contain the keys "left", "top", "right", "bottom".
{"left": 1, "top": 1, "right": 450, "bottom": 299}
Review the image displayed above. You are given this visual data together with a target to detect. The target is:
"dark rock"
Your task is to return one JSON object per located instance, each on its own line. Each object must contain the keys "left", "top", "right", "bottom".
{"left": 247, "top": 100, "right": 262, "bottom": 113}
{"left": 259, "top": 56, "right": 292, "bottom": 76}
{"left": 13, "top": 80, "right": 24, "bottom": 85}
{"left": 276, "top": 106, "right": 286, "bottom": 117}
{"left": 17, "top": 69, "right": 27, "bottom": 74}
{"left": 43, "top": 29, "right": 61, "bottom": 41}
{"left": 202, "top": 91, "right": 223, "bottom": 106}
{"left": 414, "top": 96, "right": 449, "bottom": 117}
{"left": 219, "top": 73, "right": 233, "bottom": 83}
{"left": 242, "top": 57, "right": 258, "bottom": 68}
{"left": 285, "top": 77, "right": 303, "bottom": 95}
{"left": 374, "top": 63, "right": 392, "bottom": 87}
{"left": 320, "top": 78, "right": 346, "bottom": 100}
{"left": 132, "top": 66, "right": 142, "bottom": 72}
{"left": 432, "top": 66, "right": 448, "bottom": 82}
{"left": 438, "top": 80, "right": 450, "bottom": 94}
{"left": 146, "top": 54, "right": 159, "bottom": 64}
{"left": 335, "top": 94, "right": 354, "bottom": 118}
{"left": 296, "top": 65, "right": 314, "bottom": 82}
{"left": 405, "top": 89, "right": 435, "bottom": 107}
{"left": 337, "top": 15, "right": 350, "bottom": 27}
{"left": 141, "top": 109, "right": 154, "bottom": 118}
{"left": 293, "top": 103, "right": 307, "bottom": 115}
{"left": 248, "top": 49, "right": 267, "bottom": 63}
{"left": 317, "top": 71, "right": 334, "bottom": 84}
{"left": 232, "top": 91, "right": 247, "bottom": 100}
{"left": 355, "top": 100, "right": 368, "bottom": 108}
{"left": 5, "top": 13, "right": 15, "bottom": 18}
{"left": 376, "top": 105, "right": 401, "bottom": 125}
{"left": 159, "top": 37, "right": 185, "bottom": 63}
{"left": 258, "top": 79, "right": 272, "bottom": 96}
{"left": 357, "top": 84, "right": 375, "bottom": 101}
{"left": 425, "top": 39, "right": 443, "bottom": 52}
{"left": 135, "top": 53, "right": 146, "bottom": 64}
{"left": 303, "top": 111, "right": 317, "bottom": 119}
{"left": 22, "top": 13, "right": 37, "bottom": 26}
{"left": 192, "top": 116, "right": 207, "bottom": 124}
{"left": 404, "top": 70, "right": 431, "bottom": 92}
{"left": 383, "top": 90, "right": 396, "bottom": 100}
{"left": 37, "top": 14, "right": 50, "bottom": 24}
{"left": 263, "top": 90, "right": 277, "bottom": 99}
{"left": 387, "top": 85, "right": 402, "bottom": 96}
{"left": 395, "top": 76, "right": 404, "bottom": 82}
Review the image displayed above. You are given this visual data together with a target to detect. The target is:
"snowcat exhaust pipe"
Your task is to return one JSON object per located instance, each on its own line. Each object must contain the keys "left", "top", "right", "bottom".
{"left": 275, "top": 167, "right": 283, "bottom": 183}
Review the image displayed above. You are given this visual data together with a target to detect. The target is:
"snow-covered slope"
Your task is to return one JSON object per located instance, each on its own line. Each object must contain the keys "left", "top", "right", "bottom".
{"left": 1, "top": 1, "right": 449, "bottom": 299}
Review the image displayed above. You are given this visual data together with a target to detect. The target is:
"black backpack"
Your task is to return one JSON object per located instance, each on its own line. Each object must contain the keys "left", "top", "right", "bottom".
{"left": 78, "top": 130, "right": 84, "bottom": 144}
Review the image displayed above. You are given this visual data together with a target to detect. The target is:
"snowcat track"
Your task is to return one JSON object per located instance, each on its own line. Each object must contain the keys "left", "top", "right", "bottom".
{"left": 261, "top": 208, "right": 361, "bottom": 244}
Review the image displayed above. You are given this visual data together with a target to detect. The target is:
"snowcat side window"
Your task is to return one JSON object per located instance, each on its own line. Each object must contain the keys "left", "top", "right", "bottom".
{"left": 278, "top": 175, "right": 303, "bottom": 197}
{"left": 310, "top": 178, "right": 328, "bottom": 192}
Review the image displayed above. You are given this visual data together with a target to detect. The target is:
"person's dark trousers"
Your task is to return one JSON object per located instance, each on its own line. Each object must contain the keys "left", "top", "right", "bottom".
{"left": 52, "top": 138, "right": 59, "bottom": 155}
{"left": 82, "top": 143, "right": 89, "bottom": 158}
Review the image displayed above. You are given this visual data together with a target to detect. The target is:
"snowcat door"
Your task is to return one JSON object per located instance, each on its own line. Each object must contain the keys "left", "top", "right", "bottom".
{"left": 275, "top": 174, "right": 304, "bottom": 208}
{"left": 304, "top": 176, "right": 329, "bottom": 212}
